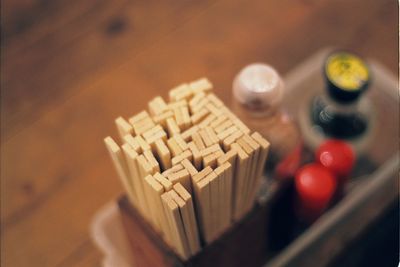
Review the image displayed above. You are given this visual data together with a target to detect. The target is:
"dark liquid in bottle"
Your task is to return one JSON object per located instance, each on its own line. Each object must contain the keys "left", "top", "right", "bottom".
{"left": 311, "top": 97, "right": 368, "bottom": 139}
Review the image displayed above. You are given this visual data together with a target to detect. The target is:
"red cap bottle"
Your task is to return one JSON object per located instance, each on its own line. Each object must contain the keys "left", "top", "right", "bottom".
{"left": 315, "top": 139, "right": 355, "bottom": 183}
{"left": 295, "top": 163, "right": 337, "bottom": 222}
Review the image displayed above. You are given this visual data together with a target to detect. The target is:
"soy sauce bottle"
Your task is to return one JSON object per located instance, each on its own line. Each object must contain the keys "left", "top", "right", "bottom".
{"left": 311, "top": 51, "right": 372, "bottom": 142}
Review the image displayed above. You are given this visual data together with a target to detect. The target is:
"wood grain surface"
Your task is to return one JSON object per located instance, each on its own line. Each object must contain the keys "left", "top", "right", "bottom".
{"left": 1, "top": 0, "right": 398, "bottom": 266}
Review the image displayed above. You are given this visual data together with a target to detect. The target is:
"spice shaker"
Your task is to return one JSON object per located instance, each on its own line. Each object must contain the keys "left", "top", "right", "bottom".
{"left": 231, "top": 63, "right": 302, "bottom": 178}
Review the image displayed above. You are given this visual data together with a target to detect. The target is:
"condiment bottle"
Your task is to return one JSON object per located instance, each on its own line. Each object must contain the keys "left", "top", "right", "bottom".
{"left": 315, "top": 139, "right": 355, "bottom": 185}
{"left": 307, "top": 51, "right": 374, "bottom": 155}
{"left": 232, "top": 63, "right": 302, "bottom": 178}
{"left": 294, "top": 163, "right": 337, "bottom": 223}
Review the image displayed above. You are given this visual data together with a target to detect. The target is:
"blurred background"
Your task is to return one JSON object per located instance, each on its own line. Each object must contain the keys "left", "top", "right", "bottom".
{"left": 1, "top": 0, "right": 398, "bottom": 266}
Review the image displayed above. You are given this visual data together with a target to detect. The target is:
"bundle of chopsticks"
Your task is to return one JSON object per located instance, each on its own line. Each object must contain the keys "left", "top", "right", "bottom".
{"left": 104, "top": 78, "right": 269, "bottom": 260}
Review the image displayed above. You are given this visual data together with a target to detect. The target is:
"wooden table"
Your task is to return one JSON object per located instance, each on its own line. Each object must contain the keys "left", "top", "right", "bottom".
{"left": 1, "top": 0, "right": 397, "bottom": 266}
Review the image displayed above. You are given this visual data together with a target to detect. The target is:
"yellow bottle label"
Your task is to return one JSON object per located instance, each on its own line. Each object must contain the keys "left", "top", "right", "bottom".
{"left": 326, "top": 52, "right": 369, "bottom": 91}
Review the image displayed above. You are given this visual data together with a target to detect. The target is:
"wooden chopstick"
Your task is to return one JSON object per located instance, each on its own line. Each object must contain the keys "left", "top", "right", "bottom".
{"left": 169, "top": 188, "right": 199, "bottom": 256}
{"left": 120, "top": 143, "right": 144, "bottom": 213}
{"left": 166, "top": 117, "right": 181, "bottom": 136}
{"left": 167, "top": 168, "right": 192, "bottom": 194}
{"left": 191, "top": 167, "right": 212, "bottom": 242}
{"left": 241, "top": 134, "right": 261, "bottom": 212}
{"left": 154, "top": 172, "right": 173, "bottom": 191}
{"left": 213, "top": 166, "right": 225, "bottom": 238}
{"left": 161, "top": 192, "right": 191, "bottom": 260}
{"left": 104, "top": 137, "right": 136, "bottom": 203}
{"left": 115, "top": 117, "right": 133, "bottom": 140}
{"left": 208, "top": 171, "right": 219, "bottom": 241}
{"left": 230, "top": 143, "right": 249, "bottom": 220}
{"left": 181, "top": 125, "right": 199, "bottom": 141}
{"left": 148, "top": 96, "right": 168, "bottom": 116}
{"left": 174, "top": 183, "right": 201, "bottom": 254}
{"left": 188, "top": 142, "right": 202, "bottom": 170}
{"left": 236, "top": 137, "right": 255, "bottom": 216}
{"left": 167, "top": 137, "right": 183, "bottom": 157}
{"left": 154, "top": 139, "right": 172, "bottom": 171}
{"left": 217, "top": 149, "right": 237, "bottom": 223}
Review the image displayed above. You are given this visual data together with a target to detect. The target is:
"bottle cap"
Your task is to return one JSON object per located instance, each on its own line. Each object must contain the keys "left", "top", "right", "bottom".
{"left": 295, "top": 163, "right": 337, "bottom": 221}
{"left": 233, "top": 63, "right": 284, "bottom": 111}
{"left": 324, "top": 51, "right": 370, "bottom": 103}
{"left": 315, "top": 139, "right": 355, "bottom": 180}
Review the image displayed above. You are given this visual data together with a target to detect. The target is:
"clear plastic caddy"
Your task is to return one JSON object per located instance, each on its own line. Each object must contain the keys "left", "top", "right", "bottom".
{"left": 91, "top": 48, "right": 399, "bottom": 267}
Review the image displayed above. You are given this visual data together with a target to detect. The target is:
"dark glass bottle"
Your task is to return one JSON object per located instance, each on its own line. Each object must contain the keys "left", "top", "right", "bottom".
{"left": 311, "top": 96, "right": 368, "bottom": 139}
{"left": 309, "top": 51, "right": 373, "bottom": 154}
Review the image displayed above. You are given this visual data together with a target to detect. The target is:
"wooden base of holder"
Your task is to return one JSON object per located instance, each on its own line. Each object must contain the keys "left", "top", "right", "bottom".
{"left": 118, "top": 195, "right": 271, "bottom": 267}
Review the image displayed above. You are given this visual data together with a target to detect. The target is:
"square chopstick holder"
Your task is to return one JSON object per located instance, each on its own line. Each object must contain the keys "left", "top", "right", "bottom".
{"left": 105, "top": 78, "right": 271, "bottom": 267}
{"left": 119, "top": 195, "right": 270, "bottom": 267}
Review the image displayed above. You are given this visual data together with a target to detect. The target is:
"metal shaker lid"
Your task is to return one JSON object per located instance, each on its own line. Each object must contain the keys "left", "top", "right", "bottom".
{"left": 233, "top": 63, "right": 284, "bottom": 111}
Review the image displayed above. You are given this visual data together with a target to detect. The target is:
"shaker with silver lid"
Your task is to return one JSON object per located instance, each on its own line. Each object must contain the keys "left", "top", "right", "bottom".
{"left": 231, "top": 63, "right": 302, "bottom": 178}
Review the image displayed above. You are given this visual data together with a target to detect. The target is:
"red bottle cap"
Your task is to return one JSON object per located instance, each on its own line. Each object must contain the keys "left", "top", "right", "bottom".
{"left": 315, "top": 139, "right": 355, "bottom": 180}
{"left": 295, "top": 163, "right": 337, "bottom": 221}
